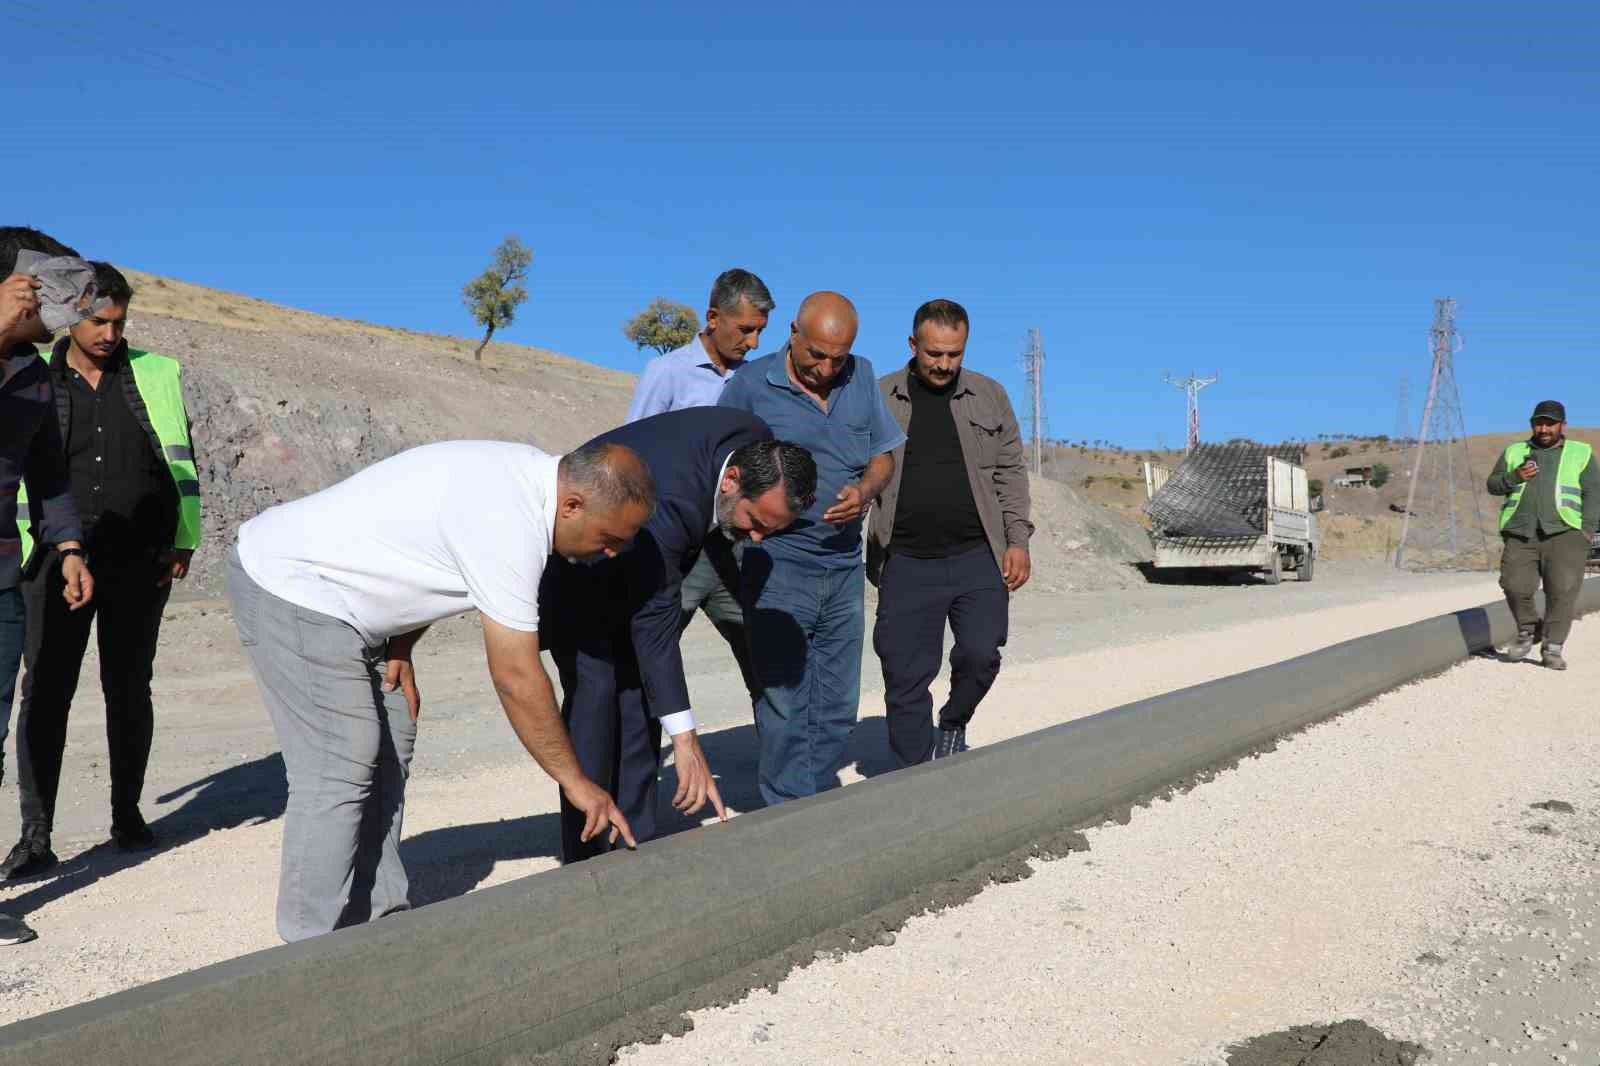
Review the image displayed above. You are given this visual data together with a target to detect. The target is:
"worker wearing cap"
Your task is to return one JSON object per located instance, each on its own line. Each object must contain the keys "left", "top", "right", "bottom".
{"left": 1486, "top": 400, "right": 1598, "bottom": 670}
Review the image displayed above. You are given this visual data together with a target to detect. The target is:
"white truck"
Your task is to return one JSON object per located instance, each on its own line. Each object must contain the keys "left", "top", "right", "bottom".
{"left": 1142, "top": 451, "right": 1321, "bottom": 584}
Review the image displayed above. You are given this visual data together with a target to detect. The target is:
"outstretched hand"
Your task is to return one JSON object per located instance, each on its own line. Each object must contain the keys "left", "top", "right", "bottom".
{"left": 564, "top": 777, "right": 638, "bottom": 847}
{"left": 670, "top": 730, "right": 728, "bottom": 822}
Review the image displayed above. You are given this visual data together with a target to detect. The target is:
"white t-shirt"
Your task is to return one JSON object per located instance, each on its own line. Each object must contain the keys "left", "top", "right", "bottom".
{"left": 237, "top": 441, "right": 558, "bottom": 646}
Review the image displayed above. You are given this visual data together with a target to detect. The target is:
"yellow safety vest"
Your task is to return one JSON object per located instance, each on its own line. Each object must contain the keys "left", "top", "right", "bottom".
{"left": 1499, "top": 439, "right": 1590, "bottom": 532}
{"left": 17, "top": 348, "right": 201, "bottom": 562}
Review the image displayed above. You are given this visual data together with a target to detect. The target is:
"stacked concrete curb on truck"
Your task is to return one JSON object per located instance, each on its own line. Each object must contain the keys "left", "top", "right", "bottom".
{"left": 2, "top": 583, "right": 1594, "bottom": 1065}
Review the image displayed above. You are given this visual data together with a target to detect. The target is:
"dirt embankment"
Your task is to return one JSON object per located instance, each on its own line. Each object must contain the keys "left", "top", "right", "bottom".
{"left": 128, "top": 312, "right": 633, "bottom": 596}
{"left": 1023, "top": 474, "right": 1151, "bottom": 591}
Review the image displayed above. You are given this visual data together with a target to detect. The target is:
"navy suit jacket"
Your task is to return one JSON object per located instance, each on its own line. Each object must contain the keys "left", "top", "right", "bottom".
{"left": 558, "top": 407, "right": 772, "bottom": 718}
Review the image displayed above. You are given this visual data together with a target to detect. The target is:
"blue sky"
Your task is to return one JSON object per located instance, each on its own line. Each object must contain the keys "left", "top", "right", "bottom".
{"left": 10, "top": 1, "right": 1596, "bottom": 448}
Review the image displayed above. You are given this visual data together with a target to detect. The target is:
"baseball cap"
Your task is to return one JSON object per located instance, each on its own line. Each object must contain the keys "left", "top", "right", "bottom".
{"left": 1531, "top": 400, "right": 1566, "bottom": 423}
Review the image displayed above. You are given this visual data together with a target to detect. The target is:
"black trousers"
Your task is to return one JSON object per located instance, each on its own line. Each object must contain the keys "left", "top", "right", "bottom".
{"left": 548, "top": 635, "right": 662, "bottom": 863}
{"left": 540, "top": 558, "right": 663, "bottom": 864}
{"left": 14, "top": 551, "right": 170, "bottom": 834}
{"left": 872, "top": 542, "right": 1008, "bottom": 767}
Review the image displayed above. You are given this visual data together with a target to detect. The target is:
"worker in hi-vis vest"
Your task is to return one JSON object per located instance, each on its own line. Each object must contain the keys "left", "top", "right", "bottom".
{"left": 1, "top": 262, "right": 201, "bottom": 883}
{"left": 1486, "top": 400, "right": 1597, "bottom": 671}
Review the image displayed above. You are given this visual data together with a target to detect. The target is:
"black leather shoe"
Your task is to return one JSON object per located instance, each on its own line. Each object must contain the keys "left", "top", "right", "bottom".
{"left": 111, "top": 811, "right": 156, "bottom": 851}
{"left": 933, "top": 727, "right": 969, "bottom": 759}
{"left": 0, "top": 836, "right": 57, "bottom": 881}
{"left": 0, "top": 911, "right": 38, "bottom": 946}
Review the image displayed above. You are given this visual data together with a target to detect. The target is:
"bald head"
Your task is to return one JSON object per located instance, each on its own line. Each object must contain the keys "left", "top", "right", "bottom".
{"left": 795, "top": 291, "right": 859, "bottom": 347}
{"left": 786, "top": 291, "right": 859, "bottom": 396}
{"left": 553, "top": 441, "right": 656, "bottom": 562}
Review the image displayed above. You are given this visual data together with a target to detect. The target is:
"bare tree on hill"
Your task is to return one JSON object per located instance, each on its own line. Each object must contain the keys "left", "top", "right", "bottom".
{"left": 462, "top": 236, "right": 532, "bottom": 361}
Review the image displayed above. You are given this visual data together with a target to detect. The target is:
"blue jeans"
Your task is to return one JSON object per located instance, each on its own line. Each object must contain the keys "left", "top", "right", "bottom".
{"left": 741, "top": 549, "right": 864, "bottom": 805}
{"left": 0, "top": 586, "right": 24, "bottom": 749}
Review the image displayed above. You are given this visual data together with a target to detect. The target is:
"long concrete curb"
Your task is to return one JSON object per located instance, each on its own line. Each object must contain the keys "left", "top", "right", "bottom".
{"left": 3, "top": 583, "right": 1595, "bottom": 1065}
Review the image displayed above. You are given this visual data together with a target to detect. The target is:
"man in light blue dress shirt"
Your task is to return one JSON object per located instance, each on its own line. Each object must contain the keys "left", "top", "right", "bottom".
{"left": 626, "top": 269, "right": 774, "bottom": 710}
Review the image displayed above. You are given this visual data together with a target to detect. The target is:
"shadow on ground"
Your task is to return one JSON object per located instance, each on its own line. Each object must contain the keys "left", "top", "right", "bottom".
{"left": 1, "top": 752, "right": 288, "bottom": 920}
{"left": 3, "top": 713, "right": 905, "bottom": 917}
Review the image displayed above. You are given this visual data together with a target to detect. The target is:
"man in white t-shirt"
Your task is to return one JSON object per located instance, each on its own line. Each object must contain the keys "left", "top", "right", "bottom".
{"left": 227, "top": 438, "right": 654, "bottom": 942}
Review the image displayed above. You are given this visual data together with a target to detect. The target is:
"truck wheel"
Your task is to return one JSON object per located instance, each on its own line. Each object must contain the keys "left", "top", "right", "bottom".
{"left": 1299, "top": 548, "right": 1315, "bottom": 583}
{"left": 1263, "top": 552, "right": 1282, "bottom": 585}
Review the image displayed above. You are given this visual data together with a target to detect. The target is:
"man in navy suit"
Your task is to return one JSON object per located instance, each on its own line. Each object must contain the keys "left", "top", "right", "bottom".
{"left": 540, "top": 408, "right": 817, "bottom": 861}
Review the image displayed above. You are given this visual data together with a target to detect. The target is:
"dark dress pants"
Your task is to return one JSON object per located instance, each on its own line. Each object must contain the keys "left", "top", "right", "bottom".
{"left": 542, "top": 559, "right": 663, "bottom": 863}
{"left": 15, "top": 550, "right": 170, "bottom": 834}
{"left": 549, "top": 636, "right": 663, "bottom": 863}
{"left": 873, "top": 543, "right": 1008, "bottom": 768}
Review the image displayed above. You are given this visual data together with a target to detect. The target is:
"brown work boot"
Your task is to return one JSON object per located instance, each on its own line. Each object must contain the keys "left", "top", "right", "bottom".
{"left": 1503, "top": 627, "right": 1537, "bottom": 660}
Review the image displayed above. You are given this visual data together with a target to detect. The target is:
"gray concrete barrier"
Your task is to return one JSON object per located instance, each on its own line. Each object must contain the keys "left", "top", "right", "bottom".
{"left": 3, "top": 583, "right": 1593, "bottom": 1065}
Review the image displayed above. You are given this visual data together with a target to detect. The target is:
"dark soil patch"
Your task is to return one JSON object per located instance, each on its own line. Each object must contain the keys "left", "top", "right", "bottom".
{"left": 1226, "top": 1019, "right": 1426, "bottom": 1066}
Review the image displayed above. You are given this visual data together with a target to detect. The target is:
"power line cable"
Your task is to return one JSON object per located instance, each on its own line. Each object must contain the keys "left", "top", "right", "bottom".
{"left": 1, "top": 8, "right": 378, "bottom": 142}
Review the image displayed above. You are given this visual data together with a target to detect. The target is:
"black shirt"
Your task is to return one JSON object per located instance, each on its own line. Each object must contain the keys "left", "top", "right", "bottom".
{"left": 891, "top": 371, "right": 987, "bottom": 559}
{"left": 61, "top": 353, "right": 177, "bottom": 559}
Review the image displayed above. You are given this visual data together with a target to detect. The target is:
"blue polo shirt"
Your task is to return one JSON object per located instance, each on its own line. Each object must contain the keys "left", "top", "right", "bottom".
{"left": 719, "top": 347, "right": 905, "bottom": 567}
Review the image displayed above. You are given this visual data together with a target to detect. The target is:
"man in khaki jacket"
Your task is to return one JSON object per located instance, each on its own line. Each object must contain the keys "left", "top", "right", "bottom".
{"left": 867, "top": 299, "right": 1033, "bottom": 763}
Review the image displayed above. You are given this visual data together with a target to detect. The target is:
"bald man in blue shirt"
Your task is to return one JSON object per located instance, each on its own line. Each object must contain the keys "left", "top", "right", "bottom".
{"left": 719, "top": 292, "right": 904, "bottom": 804}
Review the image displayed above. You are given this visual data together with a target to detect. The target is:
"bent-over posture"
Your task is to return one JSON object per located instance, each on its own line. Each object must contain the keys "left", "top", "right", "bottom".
{"left": 229, "top": 440, "right": 650, "bottom": 941}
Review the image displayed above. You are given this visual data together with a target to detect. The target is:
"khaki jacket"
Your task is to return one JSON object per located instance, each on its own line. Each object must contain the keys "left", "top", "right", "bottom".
{"left": 866, "top": 363, "right": 1033, "bottom": 585}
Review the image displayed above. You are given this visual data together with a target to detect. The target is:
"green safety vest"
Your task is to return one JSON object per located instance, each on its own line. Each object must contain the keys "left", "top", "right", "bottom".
{"left": 17, "top": 348, "right": 201, "bottom": 563}
{"left": 1499, "top": 439, "right": 1591, "bottom": 532}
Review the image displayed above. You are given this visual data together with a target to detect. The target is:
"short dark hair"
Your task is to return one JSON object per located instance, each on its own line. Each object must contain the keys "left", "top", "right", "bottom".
{"left": 729, "top": 440, "right": 817, "bottom": 515}
{"left": 0, "top": 227, "right": 79, "bottom": 277}
{"left": 90, "top": 262, "right": 134, "bottom": 306}
{"left": 709, "top": 268, "right": 775, "bottom": 315}
{"left": 912, "top": 298, "right": 969, "bottom": 339}
{"left": 558, "top": 441, "right": 657, "bottom": 516}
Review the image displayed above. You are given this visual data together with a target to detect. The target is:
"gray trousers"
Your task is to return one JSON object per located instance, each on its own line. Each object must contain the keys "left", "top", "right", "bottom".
{"left": 1500, "top": 529, "right": 1591, "bottom": 645}
{"left": 679, "top": 545, "right": 758, "bottom": 704}
{"left": 226, "top": 547, "right": 416, "bottom": 943}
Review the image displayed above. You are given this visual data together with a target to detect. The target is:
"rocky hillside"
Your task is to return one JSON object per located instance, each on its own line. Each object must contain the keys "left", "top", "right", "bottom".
{"left": 127, "top": 310, "right": 631, "bottom": 596}
{"left": 113, "top": 269, "right": 1148, "bottom": 597}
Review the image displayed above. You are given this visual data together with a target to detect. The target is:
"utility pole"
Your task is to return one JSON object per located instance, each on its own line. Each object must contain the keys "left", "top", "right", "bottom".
{"left": 1394, "top": 375, "right": 1410, "bottom": 443}
{"left": 1395, "top": 299, "right": 1492, "bottom": 570}
{"left": 1019, "top": 329, "right": 1046, "bottom": 474}
{"left": 1164, "top": 371, "right": 1218, "bottom": 453}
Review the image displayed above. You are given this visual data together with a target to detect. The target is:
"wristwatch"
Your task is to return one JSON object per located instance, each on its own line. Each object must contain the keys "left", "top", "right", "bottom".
{"left": 58, "top": 547, "right": 87, "bottom": 561}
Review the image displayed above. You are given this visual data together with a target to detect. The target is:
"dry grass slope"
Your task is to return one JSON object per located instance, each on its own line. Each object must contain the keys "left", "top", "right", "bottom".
{"left": 119, "top": 266, "right": 631, "bottom": 388}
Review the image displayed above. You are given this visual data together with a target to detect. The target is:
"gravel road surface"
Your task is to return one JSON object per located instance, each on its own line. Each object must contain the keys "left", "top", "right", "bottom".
{"left": 0, "top": 563, "right": 1534, "bottom": 1051}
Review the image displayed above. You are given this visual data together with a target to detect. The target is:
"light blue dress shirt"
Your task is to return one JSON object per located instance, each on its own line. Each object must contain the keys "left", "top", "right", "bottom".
{"left": 626, "top": 336, "right": 740, "bottom": 422}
